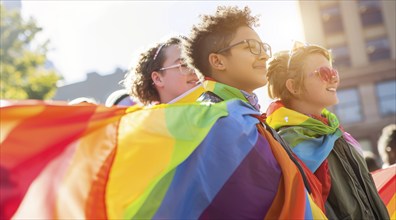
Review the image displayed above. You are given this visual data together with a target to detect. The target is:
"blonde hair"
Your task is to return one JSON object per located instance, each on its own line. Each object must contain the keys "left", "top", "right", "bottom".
{"left": 267, "top": 45, "right": 332, "bottom": 104}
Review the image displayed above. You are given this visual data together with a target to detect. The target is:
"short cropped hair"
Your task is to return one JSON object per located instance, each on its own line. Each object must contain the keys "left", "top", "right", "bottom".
{"left": 183, "top": 6, "right": 259, "bottom": 78}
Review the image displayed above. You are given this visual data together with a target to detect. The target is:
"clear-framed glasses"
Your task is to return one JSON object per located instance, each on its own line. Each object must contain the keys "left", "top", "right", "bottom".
{"left": 158, "top": 63, "right": 194, "bottom": 74}
{"left": 289, "top": 41, "right": 310, "bottom": 55}
{"left": 308, "top": 66, "right": 339, "bottom": 83}
{"left": 287, "top": 40, "right": 330, "bottom": 70}
{"left": 217, "top": 39, "right": 272, "bottom": 58}
{"left": 287, "top": 41, "right": 310, "bottom": 69}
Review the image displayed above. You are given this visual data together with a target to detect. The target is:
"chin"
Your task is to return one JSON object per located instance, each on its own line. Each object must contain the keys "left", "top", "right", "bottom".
{"left": 326, "top": 99, "right": 339, "bottom": 108}
{"left": 332, "top": 97, "right": 339, "bottom": 105}
{"left": 256, "top": 78, "right": 267, "bottom": 87}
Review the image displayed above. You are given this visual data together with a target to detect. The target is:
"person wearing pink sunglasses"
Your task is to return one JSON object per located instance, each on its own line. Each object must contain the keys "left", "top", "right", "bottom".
{"left": 264, "top": 42, "right": 389, "bottom": 220}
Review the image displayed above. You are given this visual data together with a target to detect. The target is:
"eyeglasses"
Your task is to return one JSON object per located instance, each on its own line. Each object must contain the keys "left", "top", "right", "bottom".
{"left": 217, "top": 39, "right": 272, "bottom": 58}
{"left": 289, "top": 41, "right": 310, "bottom": 55}
{"left": 158, "top": 63, "right": 194, "bottom": 74}
{"left": 308, "top": 66, "right": 339, "bottom": 83}
{"left": 288, "top": 40, "right": 330, "bottom": 70}
{"left": 287, "top": 41, "right": 310, "bottom": 69}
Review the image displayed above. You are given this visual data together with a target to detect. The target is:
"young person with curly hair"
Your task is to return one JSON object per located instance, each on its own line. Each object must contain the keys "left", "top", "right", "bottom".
{"left": 183, "top": 6, "right": 327, "bottom": 219}
{"left": 124, "top": 36, "right": 200, "bottom": 105}
{"left": 265, "top": 42, "right": 389, "bottom": 219}
{"left": 183, "top": 6, "right": 268, "bottom": 110}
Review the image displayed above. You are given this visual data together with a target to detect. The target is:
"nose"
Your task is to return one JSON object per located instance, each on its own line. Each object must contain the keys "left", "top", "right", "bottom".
{"left": 257, "top": 50, "right": 270, "bottom": 61}
{"left": 187, "top": 68, "right": 196, "bottom": 75}
{"left": 329, "top": 74, "right": 339, "bottom": 84}
{"left": 187, "top": 69, "right": 198, "bottom": 78}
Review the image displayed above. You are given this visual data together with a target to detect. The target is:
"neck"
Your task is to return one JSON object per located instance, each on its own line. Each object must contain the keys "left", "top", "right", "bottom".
{"left": 158, "top": 92, "right": 172, "bottom": 104}
{"left": 286, "top": 99, "right": 323, "bottom": 116}
{"left": 216, "top": 81, "right": 254, "bottom": 94}
{"left": 203, "top": 79, "right": 262, "bottom": 112}
{"left": 211, "top": 74, "right": 254, "bottom": 94}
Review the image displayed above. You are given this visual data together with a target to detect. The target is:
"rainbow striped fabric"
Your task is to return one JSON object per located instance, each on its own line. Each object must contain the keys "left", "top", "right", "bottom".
{"left": 1, "top": 98, "right": 326, "bottom": 219}
{"left": 266, "top": 101, "right": 356, "bottom": 172}
{"left": 372, "top": 165, "right": 396, "bottom": 219}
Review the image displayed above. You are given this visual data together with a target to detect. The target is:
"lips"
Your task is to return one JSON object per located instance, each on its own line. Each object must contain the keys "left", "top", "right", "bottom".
{"left": 326, "top": 87, "right": 337, "bottom": 92}
{"left": 254, "top": 65, "right": 266, "bottom": 69}
{"left": 187, "top": 79, "right": 199, "bottom": 84}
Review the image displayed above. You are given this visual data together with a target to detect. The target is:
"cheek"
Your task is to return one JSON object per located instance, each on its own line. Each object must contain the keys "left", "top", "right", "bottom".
{"left": 302, "top": 81, "right": 326, "bottom": 99}
{"left": 230, "top": 54, "right": 253, "bottom": 68}
{"left": 162, "top": 76, "right": 177, "bottom": 90}
{"left": 171, "top": 75, "right": 188, "bottom": 88}
{"left": 302, "top": 80, "right": 317, "bottom": 93}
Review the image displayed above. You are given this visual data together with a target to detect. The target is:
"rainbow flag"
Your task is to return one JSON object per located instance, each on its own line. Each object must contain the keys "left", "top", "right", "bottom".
{"left": 1, "top": 99, "right": 326, "bottom": 219}
{"left": 372, "top": 165, "right": 396, "bottom": 219}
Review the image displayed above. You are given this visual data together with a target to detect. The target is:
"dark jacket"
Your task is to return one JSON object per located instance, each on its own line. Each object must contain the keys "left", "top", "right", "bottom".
{"left": 325, "top": 136, "right": 389, "bottom": 220}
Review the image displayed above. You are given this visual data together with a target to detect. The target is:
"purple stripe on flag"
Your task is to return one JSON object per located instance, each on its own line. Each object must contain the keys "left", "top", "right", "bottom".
{"left": 152, "top": 100, "right": 267, "bottom": 219}
{"left": 199, "top": 134, "right": 281, "bottom": 219}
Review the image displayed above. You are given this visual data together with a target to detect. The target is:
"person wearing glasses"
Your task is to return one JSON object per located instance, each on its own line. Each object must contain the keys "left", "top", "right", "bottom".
{"left": 183, "top": 6, "right": 327, "bottom": 219}
{"left": 184, "top": 11, "right": 270, "bottom": 111}
{"left": 123, "top": 36, "right": 201, "bottom": 105}
{"left": 265, "top": 42, "right": 389, "bottom": 219}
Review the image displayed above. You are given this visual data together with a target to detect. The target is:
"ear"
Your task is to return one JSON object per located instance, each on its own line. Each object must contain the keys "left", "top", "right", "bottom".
{"left": 151, "top": 71, "right": 164, "bottom": 87}
{"left": 208, "top": 53, "right": 226, "bottom": 71}
{"left": 286, "top": 79, "right": 299, "bottom": 95}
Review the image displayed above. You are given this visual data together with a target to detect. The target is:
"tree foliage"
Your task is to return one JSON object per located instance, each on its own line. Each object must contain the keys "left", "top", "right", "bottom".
{"left": 0, "top": 5, "right": 61, "bottom": 100}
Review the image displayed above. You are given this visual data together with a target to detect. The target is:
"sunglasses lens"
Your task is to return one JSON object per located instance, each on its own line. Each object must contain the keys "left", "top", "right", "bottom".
{"left": 318, "top": 67, "right": 338, "bottom": 82}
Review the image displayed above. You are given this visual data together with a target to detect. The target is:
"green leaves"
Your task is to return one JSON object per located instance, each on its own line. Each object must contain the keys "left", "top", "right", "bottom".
{"left": 0, "top": 5, "right": 60, "bottom": 100}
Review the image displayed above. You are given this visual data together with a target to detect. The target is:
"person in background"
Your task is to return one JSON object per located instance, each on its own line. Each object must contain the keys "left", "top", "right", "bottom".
{"left": 363, "top": 150, "right": 381, "bottom": 172}
{"left": 105, "top": 89, "right": 136, "bottom": 107}
{"left": 265, "top": 42, "right": 389, "bottom": 219}
{"left": 378, "top": 124, "right": 396, "bottom": 168}
{"left": 68, "top": 97, "right": 97, "bottom": 105}
{"left": 123, "top": 36, "right": 201, "bottom": 105}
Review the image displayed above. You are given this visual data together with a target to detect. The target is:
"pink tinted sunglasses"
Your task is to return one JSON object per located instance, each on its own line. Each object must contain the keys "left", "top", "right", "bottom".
{"left": 309, "top": 66, "right": 339, "bottom": 82}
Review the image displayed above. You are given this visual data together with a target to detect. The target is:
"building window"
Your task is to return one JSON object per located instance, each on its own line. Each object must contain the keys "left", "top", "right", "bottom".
{"left": 366, "top": 36, "right": 391, "bottom": 62}
{"left": 358, "top": 0, "right": 384, "bottom": 27}
{"left": 376, "top": 80, "right": 396, "bottom": 116}
{"left": 321, "top": 5, "right": 344, "bottom": 34}
{"left": 331, "top": 45, "right": 351, "bottom": 68}
{"left": 335, "top": 88, "right": 363, "bottom": 124}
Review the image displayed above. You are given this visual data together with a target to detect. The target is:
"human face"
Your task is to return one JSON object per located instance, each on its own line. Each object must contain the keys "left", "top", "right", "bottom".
{"left": 156, "top": 44, "right": 199, "bottom": 103}
{"left": 297, "top": 53, "right": 339, "bottom": 115}
{"left": 386, "top": 145, "right": 396, "bottom": 165}
{"left": 218, "top": 26, "right": 270, "bottom": 93}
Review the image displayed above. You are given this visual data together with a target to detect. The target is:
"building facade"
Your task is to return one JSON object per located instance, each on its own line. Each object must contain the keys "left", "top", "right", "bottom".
{"left": 53, "top": 68, "right": 126, "bottom": 104}
{"left": 298, "top": 0, "right": 396, "bottom": 156}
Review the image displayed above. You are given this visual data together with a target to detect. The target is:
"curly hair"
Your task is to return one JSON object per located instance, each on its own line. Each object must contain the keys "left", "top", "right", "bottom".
{"left": 267, "top": 45, "right": 331, "bottom": 105}
{"left": 378, "top": 124, "right": 396, "bottom": 165}
{"left": 123, "top": 37, "right": 182, "bottom": 105}
{"left": 183, "top": 6, "right": 259, "bottom": 78}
